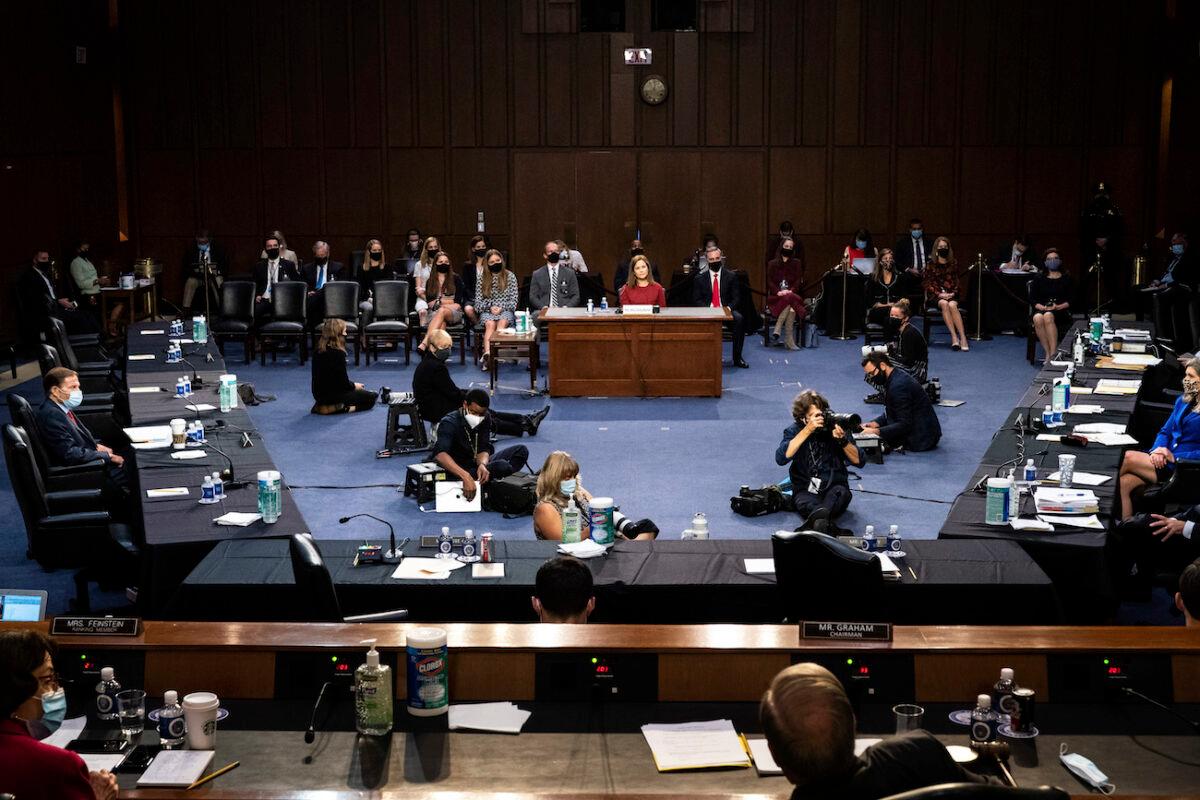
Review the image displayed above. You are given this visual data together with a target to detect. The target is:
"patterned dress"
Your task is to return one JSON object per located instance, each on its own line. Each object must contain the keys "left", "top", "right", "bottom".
{"left": 476, "top": 269, "right": 518, "bottom": 324}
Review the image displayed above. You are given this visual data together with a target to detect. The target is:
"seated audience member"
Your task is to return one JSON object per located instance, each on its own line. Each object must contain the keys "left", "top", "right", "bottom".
{"left": 776, "top": 390, "right": 863, "bottom": 533}
{"left": 253, "top": 234, "right": 299, "bottom": 319}
{"left": 693, "top": 247, "right": 749, "bottom": 368}
{"left": 767, "top": 237, "right": 806, "bottom": 350}
{"left": 401, "top": 228, "right": 424, "bottom": 262}
{"left": 259, "top": 229, "right": 300, "bottom": 266}
{"left": 864, "top": 299, "right": 927, "bottom": 403}
{"left": 893, "top": 218, "right": 928, "bottom": 274}
{"left": 301, "top": 241, "right": 344, "bottom": 322}
{"left": 684, "top": 233, "right": 721, "bottom": 271}
{"left": 413, "top": 236, "right": 442, "bottom": 324}
{"left": 923, "top": 236, "right": 968, "bottom": 351}
{"left": 462, "top": 234, "right": 490, "bottom": 324}
{"left": 1109, "top": 506, "right": 1200, "bottom": 606}
{"left": 37, "top": 367, "right": 129, "bottom": 490}
{"left": 19, "top": 250, "right": 97, "bottom": 336}
{"left": 417, "top": 251, "right": 465, "bottom": 352}
{"left": 530, "top": 240, "right": 581, "bottom": 319}
{"left": 766, "top": 220, "right": 803, "bottom": 265}
{"left": 618, "top": 255, "right": 666, "bottom": 307}
{"left": 432, "top": 388, "right": 529, "bottom": 501}
{"left": 1180, "top": 558, "right": 1200, "bottom": 626}
{"left": 996, "top": 234, "right": 1038, "bottom": 271}
{"left": 476, "top": 249, "right": 519, "bottom": 372}
{"left": 0, "top": 630, "right": 119, "bottom": 800}
{"left": 760, "top": 663, "right": 997, "bottom": 799}
{"left": 1149, "top": 232, "right": 1196, "bottom": 290}
{"left": 1029, "top": 247, "right": 1073, "bottom": 365}
{"left": 69, "top": 239, "right": 122, "bottom": 335}
{"left": 555, "top": 239, "right": 589, "bottom": 273}
{"left": 310, "top": 319, "right": 377, "bottom": 414}
{"left": 1119, "top": 359, "right": 1200, "bottom": 518}
{"left": 861, "top": 352, "right": 941, "bottom": 452}
{"left": 532, "top": 450, "right": 658, "bottom": 542}
{"left": 413, "top": 330, "right": 548, "bottom": 436}
{"left": 531, "top": 556, "right": 595, "bottom": 623}
{"left": 614, "top": 238, "right": 661, "bottom": 292}
{"left": 357, "top": 238, "right": 398, "bottom": 326}
{"left": 843, "top": 228, "right": 878, "bottom": 263}
{"left": 181, "top": 230, "right": 226, "bottom": 314}
{"left": 866, "top": 248, "right": 907, "bottom": 328}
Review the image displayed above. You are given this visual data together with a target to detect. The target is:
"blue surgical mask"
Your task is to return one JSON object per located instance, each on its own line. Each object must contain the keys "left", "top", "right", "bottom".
{"left": 856, "top": 240, "right": 867, "bottom": 249}
{"left": 560, "top": 478, "right": 577, "bottom": 496}
{"left": 198, "top": 243, "right": 210, "bottom": 252}
{"left": 40, "top": 689, "right": 67, "bottom": 734}
{"left": 1171, "top": 244, "right": 1185, "bottom": 256}
{"left": 1059, "top": 744, "right": 1114, "bottom": 794}
{"left": 910, "top": 229, "right": 922, "bottom": 240}
{"left": 62, "top": 388, "right": 84, "bottom": 410}
{"left": 1044, "top": 258, "right": 1062, "bottom": 271}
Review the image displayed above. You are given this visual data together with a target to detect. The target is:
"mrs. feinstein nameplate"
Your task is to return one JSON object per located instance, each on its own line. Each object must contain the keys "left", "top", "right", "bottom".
{"left": 801, "top": 621, "right": 892, "bottom": 642}
{"left": 52, "top": 617, "right": 141, "bottom": 637}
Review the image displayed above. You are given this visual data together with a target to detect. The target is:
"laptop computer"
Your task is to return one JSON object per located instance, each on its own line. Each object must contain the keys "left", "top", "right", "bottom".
{"left": 0, "top": 589, "right": 48, "bottom": 621}
{"left": 851, "top": 258, "right": 876, "bottom": 275}
{"left": 435, "top": 481, "right": 483, "bottom": 512}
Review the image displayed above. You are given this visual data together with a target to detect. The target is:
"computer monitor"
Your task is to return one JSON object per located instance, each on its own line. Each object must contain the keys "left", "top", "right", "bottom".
{"left": 0, "top": 589, "right": 48, "bottom": 622}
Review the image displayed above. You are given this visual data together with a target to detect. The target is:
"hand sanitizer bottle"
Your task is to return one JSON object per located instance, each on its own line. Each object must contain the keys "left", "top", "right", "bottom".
{"left": 355, "top": 639, "right": 393, "bottom": 736}
{"left": 561, "top": 497, "right": 582, "bottom": 543}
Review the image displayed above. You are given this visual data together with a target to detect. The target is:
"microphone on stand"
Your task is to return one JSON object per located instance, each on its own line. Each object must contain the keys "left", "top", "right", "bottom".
{"left": 1121, "top": 687, "right": 1200, "bottom": 735}
{"left": 340, "top": 513, "right": 400, "bottom": 562}
{"left": 303, "top": 680, "right": 331, "bottom": 747}
{"left": 179, "top": 355, "right": 205, "bottom": 388}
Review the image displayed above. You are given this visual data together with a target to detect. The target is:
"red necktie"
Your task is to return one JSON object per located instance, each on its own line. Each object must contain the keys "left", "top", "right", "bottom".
{"left": 711, "top": 275, "right": 720, "bottom": 308}
{"left": 67, "top": 411, "right": 80, "bottom": 427}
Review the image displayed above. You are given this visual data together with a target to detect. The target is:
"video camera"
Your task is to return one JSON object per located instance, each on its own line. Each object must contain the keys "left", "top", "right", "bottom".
{"left": 822, "top": 411, "right": 862, "bottom": 434}
{"left": 731, "top": 483, "right": 788, "bottom": 517}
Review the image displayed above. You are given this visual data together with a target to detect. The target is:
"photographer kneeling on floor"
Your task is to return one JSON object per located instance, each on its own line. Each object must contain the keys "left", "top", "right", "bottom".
{"left": 776, "top": 390, "right": 864, "bottom": 535}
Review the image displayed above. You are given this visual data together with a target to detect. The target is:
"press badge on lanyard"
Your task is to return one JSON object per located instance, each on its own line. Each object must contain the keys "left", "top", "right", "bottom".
{"left": 808, "top": 476, "right": 823, "bottom": 494}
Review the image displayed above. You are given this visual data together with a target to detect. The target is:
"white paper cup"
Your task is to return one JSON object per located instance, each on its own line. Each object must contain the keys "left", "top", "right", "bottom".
{"left": 170, "top": 418, "right": 187, "bottom": 449}
{"left": 182, "top": 691, "right": 220, "bottom": 749}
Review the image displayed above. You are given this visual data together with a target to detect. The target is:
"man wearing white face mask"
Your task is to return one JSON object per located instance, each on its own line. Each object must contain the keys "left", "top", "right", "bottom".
{"left": 36, "top": 368, "right": 129, "bottom": 492}
{"left": 0, "top": 629, "right": 119, "bottom": 799}
{"left": 431, "top": 388, "right": 530, "bottom": 501}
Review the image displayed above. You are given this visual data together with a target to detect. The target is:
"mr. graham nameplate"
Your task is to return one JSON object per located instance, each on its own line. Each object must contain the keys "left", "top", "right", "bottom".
{"left": 51, "top": 616, "right": 141, "bottom": 637}
{"left": 801, "top": 621, "right": 892, "bottom": 641}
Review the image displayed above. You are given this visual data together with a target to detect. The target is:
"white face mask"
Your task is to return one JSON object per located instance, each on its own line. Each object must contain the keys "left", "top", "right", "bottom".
{"left": 1059, "top": 744, "right": 1115, "bottom": 794}
{"left": 463, "top": 412, "right": 484, "bottom": 429}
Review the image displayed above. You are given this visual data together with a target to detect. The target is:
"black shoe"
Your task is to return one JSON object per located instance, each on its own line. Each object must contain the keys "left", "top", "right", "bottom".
{"left": 735, "top": 358, "right": 750, "bottom": 368}
{"left": 379, "top": 386, "right": 392, "bottom": 405}
{"left": 801, "top": 507, "right": 831, "bottom": 533}
{"left": 828, "top": 521, "right": 854, "bottom": 537}
{"left": 526, "top": 405, "right": 551, "bottom": 436}
{"left": 863, "top": 392, "right": 884, "bottom": 405}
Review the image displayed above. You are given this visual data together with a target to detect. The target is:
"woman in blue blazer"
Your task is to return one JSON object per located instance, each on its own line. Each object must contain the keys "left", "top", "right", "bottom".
{"left": 1119, "top": 359, "right": 1200, "bottom": 517}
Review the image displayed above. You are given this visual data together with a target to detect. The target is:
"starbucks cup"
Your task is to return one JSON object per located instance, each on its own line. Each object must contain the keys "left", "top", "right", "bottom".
{"left": 182, "top": 692, "right": 220, "bottom": 749}
{"left": 170, "top": 418, "right": 187, "bottom": 449}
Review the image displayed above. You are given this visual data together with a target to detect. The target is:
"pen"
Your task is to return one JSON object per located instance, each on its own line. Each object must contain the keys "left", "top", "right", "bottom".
{"left": 187, "top": 760, "right": 239, "bottom": 790}
{"left": 907, "top": 566, "right": 918, "bottom": 582}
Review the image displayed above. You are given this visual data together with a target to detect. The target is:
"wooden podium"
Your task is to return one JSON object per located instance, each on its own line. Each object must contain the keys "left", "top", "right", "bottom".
{"left": 543, "top": 306, "right": 730, "bottom": 397}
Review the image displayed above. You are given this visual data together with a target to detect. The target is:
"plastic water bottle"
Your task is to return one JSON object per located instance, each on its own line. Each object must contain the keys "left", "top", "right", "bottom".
{"left": 257, "top": 470, "right": 281, "bottom": 523}
{"left": 886, "top": 524, "right": 901, "bottom": 553}
{"left": 586, "top": 299, "right": 594, "bottom": 315}
{"left": 1023, "top": 458, "right": 1037, "bottom": 484}
{"left": 182, "top": 373, "right": 192, "bottom": 396}
{"left": 860, "top": 524, "right": 876, "bottom": 552}
{"left": 561, "top": 497, "right": 582, "bottom": 543}
{"left": 1051, "top": 378, "right": 1068, "bottom": 424}
{"left": 970, "top": 694, "right": 999, "bottom": 742}
{"left": 196, "top": 315, "right": 208, "bottom": 343}
{"left": 200, "top": 474, "right": 216, "bottom": 504}
{"left": 993, "top": 668, "right": 1018, "bottom": 717}
{"left": 158, "top": 690, "right": 186, "bottom": 748}
{"left": 175, "top": 377, "right": 186, "bottom": 398}
{"left": 194, "top": 419, "right": 205, "bottom": 443}
{"left": 435, "top": 526, "right": 455, "bottom": 559}
{"left": 1042, "top": 405, "right": 1054, "bottom": 427}
{"left": 192, "top": 316, "right": 202, "bottom": 340}
{"left": 600, "top": 295, "right": 609, "bottom": 311}
{"left": 95, "top": 667, "right": 120, "bottom": 721}
{"left": 219, "top": 380, "right": 232, "bottom": 413}
{"left": 211, "top": 471, "right": 224, "bottom": 501}
{"left": 458, "top": 529, "right": 480, "bottom": 563}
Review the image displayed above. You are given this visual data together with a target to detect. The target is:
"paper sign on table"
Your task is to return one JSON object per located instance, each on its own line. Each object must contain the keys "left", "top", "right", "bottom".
{"left": 146, "top": 487, "right": 189, "bottom": 498}
{"left": 744, "top": 558, "right": 775, "bottom": 574}
{"left": 140, "top": 329, "right": 166, "bottom": 335}
{"left": 472, "top": 563, "right": 504, "bottom": 579}
{"left": 128, "top": 353, "right": 156, "bottom": 361}
{"left": 129, "top": 386, "right": 162, "bottom": 394}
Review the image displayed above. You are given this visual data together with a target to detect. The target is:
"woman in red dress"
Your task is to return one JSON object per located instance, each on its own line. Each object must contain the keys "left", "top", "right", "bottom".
{"left": 767, "top": 237, "right": 806, "bottom": 350}
{"left": 618, "top": 255, "right": 666, "bottom": 307}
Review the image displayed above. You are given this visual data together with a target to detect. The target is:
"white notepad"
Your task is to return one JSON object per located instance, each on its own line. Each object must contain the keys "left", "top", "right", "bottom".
{"left": 641, "top": 719, "right": 750, "bottom": 772}
{"left": 136, "top": 750, "right": 215, "bottom": 787}
{"left": 745, "top": 737, "right": 782, "bottom": 775}
{"left": 129, "top": 386, "right": 162, "bottom": 394}
{"left": 146, "top": 487, "right": 189, "bottom": 498}
{"left": 80, "top": 753, "right": 125, "bottom": 773}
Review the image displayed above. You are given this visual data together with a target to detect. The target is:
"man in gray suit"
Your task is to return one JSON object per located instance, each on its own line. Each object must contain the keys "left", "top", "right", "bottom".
{"left": 529, "top": 240, "right": 581, "bottom": 319}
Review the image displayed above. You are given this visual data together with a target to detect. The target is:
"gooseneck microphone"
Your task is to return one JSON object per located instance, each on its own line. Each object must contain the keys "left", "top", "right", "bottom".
{"left": 304, "top": 680, "right": 331, "bottom": 745}
{"left": 340, "top": 513, "right": 400, "bottom": 562}
{"left": 1121, "top": 687, "right": 1200, "bottom": 735}
{"left": 178, "top": 355, "right": 205, "bottom": 388}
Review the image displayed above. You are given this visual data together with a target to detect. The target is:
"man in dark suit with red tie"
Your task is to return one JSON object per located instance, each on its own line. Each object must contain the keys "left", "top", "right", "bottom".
{"left": 692, "top": 247, "right": 749, "bottom": 368}
{"left": 35, "top": 368, "right": 129, "bottom": 492}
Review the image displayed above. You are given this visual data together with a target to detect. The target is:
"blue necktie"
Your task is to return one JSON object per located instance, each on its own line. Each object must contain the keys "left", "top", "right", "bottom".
{"left": 317, "top": 266, "right": 326, "bottom": 290}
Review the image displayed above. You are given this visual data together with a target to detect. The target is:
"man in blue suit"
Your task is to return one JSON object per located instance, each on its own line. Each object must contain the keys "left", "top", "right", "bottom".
{"left": 36, "top": 367, "right": 129, "bottom": 489}
{"left": 859, "top": 352, "right": 941, "bottom": 451}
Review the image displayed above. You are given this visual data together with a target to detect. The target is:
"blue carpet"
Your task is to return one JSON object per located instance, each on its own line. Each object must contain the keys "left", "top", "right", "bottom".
{"left": 0, "top": 332, "right": 1179, "bottom": 622}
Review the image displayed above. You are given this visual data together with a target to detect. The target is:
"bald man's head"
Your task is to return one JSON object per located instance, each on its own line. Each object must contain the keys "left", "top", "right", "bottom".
{"left": 760, "top": 663, "right": 857, "bottom": 787}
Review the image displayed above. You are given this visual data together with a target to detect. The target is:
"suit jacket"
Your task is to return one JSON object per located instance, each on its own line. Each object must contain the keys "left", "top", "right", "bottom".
{"left": 0, "top": 718, "right": 97, "bottom": 800}
{"left": 691, "top": 266, "right": 741, "bottom": 310}
{"left": 300, "top": 260, "right": 345, "bottom": 290}
{"left": 872, "top": 368, "right": 941, "bottom": 451}
{"left": 1162, "top": 250, "right": 1199, "bottom": 291}
{"left": 413, "top": 352, "right": 466, "bottom": 424}
{"left": 253, "top": 258, "right": 298, "bottom": 296}
{"left": 528, "top": 264, "right": 581, "bottom": 309}
{"left": 18, "top": 264, "right": 62, "bottom": 318}
{"left": 36, "top": 398, "right": 108, "bottom": 466}
{"left": 893, "top": 235, "right": 933, "bottom": 272}
{"left": 1151, "top": 394, "right": 1200, "bottom": 461}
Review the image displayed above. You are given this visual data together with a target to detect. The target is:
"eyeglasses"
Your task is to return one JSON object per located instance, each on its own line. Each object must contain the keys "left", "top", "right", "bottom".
{"left": 36, "top": 672, "right": 62, "bottom": 691}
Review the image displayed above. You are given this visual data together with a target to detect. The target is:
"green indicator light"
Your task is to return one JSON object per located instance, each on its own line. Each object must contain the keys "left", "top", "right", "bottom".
{"left": 331, "top": 656, "right": 338, "bottom": 663}
{"left": 846, "top": 658, "right": 854, "bottom": 666}
{"left": 591, "top": 657, "right": 598, "bottom": 664}
{"left": 1103, "top": 658, "right": 1110, "bottom": 665}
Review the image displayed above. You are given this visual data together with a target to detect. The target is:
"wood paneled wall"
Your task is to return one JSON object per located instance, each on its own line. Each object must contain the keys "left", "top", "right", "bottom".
{"left": 4, "top": 0, "right": 1187, "bottom": 319}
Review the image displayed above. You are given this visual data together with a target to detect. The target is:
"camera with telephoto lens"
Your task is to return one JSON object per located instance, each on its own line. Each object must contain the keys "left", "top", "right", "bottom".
{"left": 731, "top": 483, "right": 787, "bottom": 517}
{"left": 821, "top": 411, "right": 862, "bottom": 434}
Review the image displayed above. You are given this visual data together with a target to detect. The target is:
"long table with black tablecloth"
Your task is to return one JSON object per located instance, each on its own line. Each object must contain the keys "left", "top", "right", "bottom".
{"left": 938, "top": 321, "right": 1152, "bottom": 623}
{"left": 165, "top": 537, "right": 1058, "bottom": 624}
{"left": 124, "top": 322, "right": 311, "bottom": 611}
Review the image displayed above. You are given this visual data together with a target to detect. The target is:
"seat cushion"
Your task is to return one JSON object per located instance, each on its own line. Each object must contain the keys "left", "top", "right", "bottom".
{"left": 365, "top": 321, "right": 409, "bottom": 334}
{"left": 212, "top": 320, "right": 252, "bottom": 334}
{"left": 260, "top": 321, "right": 305, "bottom": 334}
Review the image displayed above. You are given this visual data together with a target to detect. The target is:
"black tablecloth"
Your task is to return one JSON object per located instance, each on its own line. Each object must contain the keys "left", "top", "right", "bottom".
{"left": 166, "top": 537, "right": 1057, "bottom": 624}
{"left": 964, "top": 269, "right": 1037, "bottom": 334}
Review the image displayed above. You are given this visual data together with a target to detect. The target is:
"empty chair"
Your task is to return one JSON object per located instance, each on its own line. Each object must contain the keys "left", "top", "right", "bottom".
{"left": 6, "top": 394, "right": 105, "bottom": 492}
{"left": 317, "top": 281, "right": 361, "bottom": 364}
{"left": 4, "top": 424, "right": 138, "bottom": 612}
{"left": 210, "top": 280, "right": 256, "bottom": 364}
{"left": 881, "top": 784, "right": 1069, "bottom": 800}
{"left": 46, "top": 317, "right": 115, "bottom": 376}
{"left": 288, "top": 534, "right": 408, "bottom": 622}
{"left": 771, "top": 530, "right": 884, "bottom": 623}
{"left": 256, "top": 281, "right": 308, "bottom": 365}
{"left": 363, "top": 280, "right": 409, "bottom": 365}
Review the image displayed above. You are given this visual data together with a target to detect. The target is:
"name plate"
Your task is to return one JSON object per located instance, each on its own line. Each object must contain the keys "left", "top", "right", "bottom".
{"left": 51, "top": 616, "right": 141, "bottom": 637}
{"left": 620, "top": 304, "right": 656, "bottom": 315}
{"left": 801, "top": 621, "right": 892, "bottom": 642}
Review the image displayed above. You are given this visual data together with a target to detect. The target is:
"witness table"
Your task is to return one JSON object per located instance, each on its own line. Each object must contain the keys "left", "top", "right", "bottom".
{"left": 167, "top": 537, "right": 1057, "bottom": 624}
{"left": 543, "top": 306, "right": 731, "bottom": 397}
{"left": 100, "top": 279, "right": 158, "bottom": 327}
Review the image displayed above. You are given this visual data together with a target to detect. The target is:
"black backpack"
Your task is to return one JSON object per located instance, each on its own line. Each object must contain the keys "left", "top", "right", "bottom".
{"left": 484, "top": 472, "right": 538, "bottom": 517}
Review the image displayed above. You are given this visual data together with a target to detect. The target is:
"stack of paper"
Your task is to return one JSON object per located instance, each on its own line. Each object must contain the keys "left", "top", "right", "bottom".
{"left": 876, "top": 554, "right": 902, "bottom": 581}
{"left": 1045, "top": 470, "right": 1110, "bottom": 486}
{"left": 1034, "top": 487, "right": 1100, "bottom": 514}
{"left": 124, "top": 425, "right": 172, "bottom": 449}
{"left": 137, "top": 751, "right": 215, "bottom": 787}
{"left": 1065, "top": 404, "right": 1105, "bottom": 415}
{"left": 391, "top": 557, "right": 467, "bottom": 580}
{"left": 1095, "top": 378, "right": 1142, "bottom": 395}
{"left": 1073, "top": 422, "right": 1126, "bottom": 435}
{"left": 558, "top": 539, "right": 607, "bottom": 559}
{"left": 1111, "top": 353, "right": 1161, "bottom": 367}
{"left": 214, "top": 512, "right": 262, "bottom": 526}
{"left": 641, "top": 720, "right": 751, "bottom": 772}
{"left": 448, "top": 702, "right": 531, "bottom": 734}
{"left": 1115, "top": 328, "right": 1152, "bottom": 341}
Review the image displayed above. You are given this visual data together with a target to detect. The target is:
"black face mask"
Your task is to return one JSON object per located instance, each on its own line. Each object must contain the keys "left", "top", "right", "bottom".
{"left": 547, "top": 251, "right": 561, "bottom": 264}
{"left": 436, "top": 263, "right": 450, "bottom": 274}
{"left": 473, "top": 248, "right": 487, "bottom": 258}
{"left": 370, "top": 251, "right": 382, "bottom": 262}
{"left": 708, "top": 261, "right": 722, "bottom": 271}
{"left": 781, "top": 248, "right": 794, "bottom": 258}
{"left": 426, "top": 248, "right": 439, "bottom": 259}
{"left": 488, "top": 263, "right": 503, "bottom": 273}
{"left": 936, "top": 248, "right": 949, "bottom": 259}
{"left": 631, "top": 247, "right": 644, "bottom": 256}
{"left": 315, "top": 257, "right": 328, "bottom": 266}
{"left": 36, "top": 260, "right": 50, "bottom": 269}
{"left": 888, "top": 317, "right": 902, "bottom": 331}
{"left": 266, "top": 248, "right": 280, "bottom": 259}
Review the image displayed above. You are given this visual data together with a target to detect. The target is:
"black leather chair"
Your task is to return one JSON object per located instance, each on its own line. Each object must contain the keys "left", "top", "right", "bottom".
{"left": 256, "top": 281, "right": 308, "bottom": 365}
{"left": 38, "top": 344, "right": 117, "bottom": 408}
{"left": 4, "top": 424, "right": 138, "bottom": 612}
{"left": 47, "top": 317, "right": 115, "bottom": 376}
{"left": 922, "top": 295, "right": 969, "bottom": 344}
{"left": 771, "top": 530, "right": 884, "bottom": 623}
{"left": 363, "top": 280, "right": 409, "bottom": 365}
{"left": 210, "top": 280, "right": 256, "bottom": 364}
{"left": 6, "top": 394, "right": 105, "bottom": 492}
{"left": 348, "top": 250, "right": 365, "bottom": 281}
{"left": 1151, "top": 288, "right": 1179, "bottom": 349}
{"left": 288, "top": 534, "right": 408, "bottom": 622}
{"left": 316, "top": 282, "right": 361, "bottom": 364}
{"left": 881, "top": 785, "right": 1069, "bottom": 800}
{"left": 1134, "top": 458, "right": 1200, "bottom": 516}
